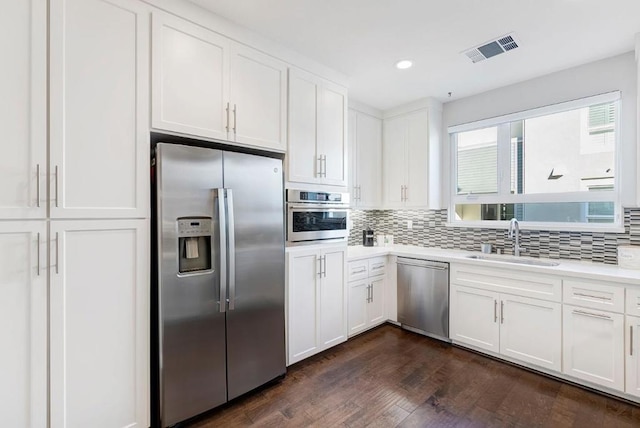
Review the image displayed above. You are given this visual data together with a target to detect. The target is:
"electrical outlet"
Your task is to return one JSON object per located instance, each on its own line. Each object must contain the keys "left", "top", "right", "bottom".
{"left": 407, "top": 220, "right": 413, "bottom": 229}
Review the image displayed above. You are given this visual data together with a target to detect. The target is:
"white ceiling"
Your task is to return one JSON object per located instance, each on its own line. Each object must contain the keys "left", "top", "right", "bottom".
{"left": 188, "top": 0, "right": 640, "bottom": 111}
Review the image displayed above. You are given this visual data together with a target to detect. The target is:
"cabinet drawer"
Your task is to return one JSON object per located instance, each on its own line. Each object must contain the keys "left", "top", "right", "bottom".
{"left": 451, "top": 264, "right": 561, "bottom": 302}
{"left": 626, "top": 288, "right": 640, "bottom": 316}
{"left": 348, "top": 260, "right": 368, "bottom": 281}
{"left": 368, "top": 257, "right": 386, "bottom": 277}
{"left": 563, "top": 279, "right": 624, "bottom": 314}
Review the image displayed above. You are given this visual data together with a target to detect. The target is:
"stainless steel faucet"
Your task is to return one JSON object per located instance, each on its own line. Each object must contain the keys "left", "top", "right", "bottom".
{"left": 508, "top": 218, "right": 526, "bottom": 256}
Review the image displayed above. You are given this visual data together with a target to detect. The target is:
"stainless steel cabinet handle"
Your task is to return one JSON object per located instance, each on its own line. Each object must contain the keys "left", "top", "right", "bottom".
{"left": 572, "top": 309, "right": 611, "bottom": 320}
{"left": 404, "top": 186, "right": 408, "bottom": 202}
{"left": 36, "top": 232, "right": 40, "bottom": 276}
{"left": 321, "top": 155, "right": 327, "bottom": 178}
{"left": 500, "top": 300, "right": 504, "bottom": 324}
{"left": 370, "top": 284, "right": 374, "bottom": 302}
{"left": 353, "top": 186, "right": 358, "bottom": 201}
{"left": 400, "top": 185, "right": 404, "bottom": 201}
{"left": 226, "top": 189, "right": 236, "bottom": 310}
{"left": 317, "top": 256, "right": 322, "bottom": 278}
{"left": 54, "top": 165, "right": 59, "bottom": 207}
{"left": 36, "top": 164, "right": 40, "bottom": 207}
{"left": 317, "top": 156, "right": 323, "bottom": 178}
{"left": 225, "top": 102, "right": 230, "bottom": 133}
{"left": 494, "top": 300, "right": 497, "bottom": 322}
{"left": 573, "top": 292, "right": 612, "bottom": 301}
{"left": 232, "top": 104, "right": 237, "bottom": 136}
{"left": 322, "top": 255, "right": 327, "bottom": 277}
{"left": 215, "top": 189, "right": 227, "bottom": 313}
{"left": 631, "top": 325, "right": 634, "bottom": 357}
{"left": 352, "top": 267, "right": 366, "bottom": 274}
{"left": 55, "top": 232, "right": 59, "bottom": 274}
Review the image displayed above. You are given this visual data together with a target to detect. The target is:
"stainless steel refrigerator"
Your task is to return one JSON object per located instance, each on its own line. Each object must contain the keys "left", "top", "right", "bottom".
{"left": 152, "top": 142, "right": 286, "bottom": 427}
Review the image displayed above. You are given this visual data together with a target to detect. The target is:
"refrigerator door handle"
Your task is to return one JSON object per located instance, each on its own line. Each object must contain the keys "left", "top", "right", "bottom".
{"left": 226, "top": 189, "right": 236, "bottom": 310}
{"left": 215, "top": 188, "right": 227, "bottom": 313}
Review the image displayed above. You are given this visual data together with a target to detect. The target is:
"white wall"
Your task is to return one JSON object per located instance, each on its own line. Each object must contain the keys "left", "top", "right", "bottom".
{"left": 442, "top": 52, "right": 637, "bottom": 208}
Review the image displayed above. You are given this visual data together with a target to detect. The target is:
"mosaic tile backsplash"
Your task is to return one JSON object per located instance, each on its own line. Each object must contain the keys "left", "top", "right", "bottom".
{"left": 349, "top": 208, "right": 640, "bottom": 265}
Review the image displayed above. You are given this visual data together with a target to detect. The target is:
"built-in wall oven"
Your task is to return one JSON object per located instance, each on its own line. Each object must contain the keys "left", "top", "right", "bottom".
{"left": 286, "top": 190, "right": 350, "bottom": 245}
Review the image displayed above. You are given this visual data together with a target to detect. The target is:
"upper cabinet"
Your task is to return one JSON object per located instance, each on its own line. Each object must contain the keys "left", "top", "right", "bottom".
{"left": 0, "top": 0, "right": 47, "bottom": 219}
{"left": 151, "top": 12, "right": 287, "bottom": 152}
{"left": 348, "top": 109, "right": 382, "bottom": 208}
{"left": 382, "top": 103, "right": 442, "bottom": 209}
{"left": 50, "top": 0, "right": 150, "bottom": 219}
{"left": 287, "top": 68, "right": 348, "bottom": 187}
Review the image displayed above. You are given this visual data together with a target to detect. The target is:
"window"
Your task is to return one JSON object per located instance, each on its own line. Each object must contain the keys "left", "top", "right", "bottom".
{"left": 449, "top": 92, "right": 621, "bottom": 230}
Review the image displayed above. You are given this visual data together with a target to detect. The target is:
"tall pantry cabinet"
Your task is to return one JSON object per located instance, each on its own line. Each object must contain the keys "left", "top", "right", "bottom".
{"left": 1, "top": 0, "right": 149, "bottom": 427}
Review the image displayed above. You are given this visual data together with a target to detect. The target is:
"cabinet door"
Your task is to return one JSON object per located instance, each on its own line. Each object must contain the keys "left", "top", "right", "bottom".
{"left": 626, "top": 315, "right": 640, "bottom": 398}
{"left": 0, "top": 222, "right": 47, "bottom": 428}
{"left": 287, "top": 249, "right": 320, "bottom": 364}
{"left": 50, "top": 220, "right": 148, "bottom": 428}
{"left": 320, "top": 248, "right": 347, "bottom": 348}
{"left": 318, "top": 81, "right": 348, "bottom": 186}
{"left": 0, "top": 0, "right": 47, "bottom": 219}
{"left": 151, "top": 10, "right": 229, "bottom": 141}
{"left": 405, "top": 110, "right": 429, "bottom": 207}
{"left": 368, "top": 276, "right": 386, "bottom": 326}
{"left": 229, "top": 44, "right": 287, "bottom": 151}
{"left": 348, "top": 109, "right": 358, "bottom": 204}
{"left": 50, "top": 0, "right": 149, "bottom": 219}
{"left": 348, "top": 279, "right": 368, "bottom": 337}
{"left": 356, "top": 113, "right": 382, "bottom": 208}
{"left": 382, "top": 116, "right": 406, "bottom": 208}
{"left": 288, "top": 68, "right": 320, "bottom": 184}
{"left": 562, "top": 305, "right": 624, "bottom": 391}
{"left": 499, "top": 294, "right": 561, "bottom": 371}
{"left": 450, "top": 285, "right": 500, "bottom": 353}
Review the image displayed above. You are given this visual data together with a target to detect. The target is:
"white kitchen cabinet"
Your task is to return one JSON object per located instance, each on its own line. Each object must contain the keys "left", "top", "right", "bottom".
{"left": 152, "top": 12, "right": 287, "bottom": 151}
{"left": 286, "top": 245, "right": 347, "bottom": 365}
{"left": 626, "top": 315, "right": 640, "bottom": 398}
{"left": 383, "top": 110, "right": 428, "bottom": 207}
{"left": 288, "top": 68, "right": 348, "bottom": 187}
{"left": 229, "top": 44, "right": 288, "bottom": 151}
{"left": 50, "top": 219, "right": 148, "bottom": 428}
{"left": 50, "top": 0, "right": 149, "bottom": 219}
{"left": 450, "top": 285, "right": 500, "bottom": 353}
{"left": 451, "top": 283, "right": 561, "bottom": 371}
{"left": 563, "top": 304, "right": 624, "bottom": 391}
{"left": 382, "top": 105, "right": 442, "bottom": 209}
{"left": 152, "top": 10, "right": 229, "bottom": 141}
{"left": 0, "top": 0, "right": 47, "bottom": 219}
{"left": 347, "top": 257, "right": 386, "bottom": 337}
{"left": 348, "top": 109, "right": 382, "bottom": 208}
{"left": 0, "top": 222, "right": 47, "bottom": 427}
{"left": 499, "top": 294, "right": 562, "bottom": 371}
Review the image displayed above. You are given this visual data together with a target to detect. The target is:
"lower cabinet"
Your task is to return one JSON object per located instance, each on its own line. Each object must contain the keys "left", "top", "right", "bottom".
{"left": 348, "top": 275, "right": 385, "bottom": 337}
{"left": 50, "top": 220, "right": 149, "bottom": 428}
{"left": 286, "top": 245, "right": 347, "bottom": 365}
{"left": 562, "top": 304, "right": 625, "bottom": 391}
{"left": 0, "top": 221, "right": 47, "bottom": 428}
{"left": 0, "top": 220, "right": 149, "bottom": 428}
{"left": 626, "top": 315, "right": 640, "bottom": 398}
{"left": 450, "top": 284, "right": 561, "bottom": 371}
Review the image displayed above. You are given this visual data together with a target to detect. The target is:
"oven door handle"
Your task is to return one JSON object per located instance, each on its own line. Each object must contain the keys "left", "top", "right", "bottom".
{"left": 288, "top": 206, "right": 351, "bottom": 212}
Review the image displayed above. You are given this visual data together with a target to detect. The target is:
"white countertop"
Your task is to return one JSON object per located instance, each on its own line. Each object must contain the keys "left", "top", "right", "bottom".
{"left": 348, "top": 245, "right": 640, "bottom": 286}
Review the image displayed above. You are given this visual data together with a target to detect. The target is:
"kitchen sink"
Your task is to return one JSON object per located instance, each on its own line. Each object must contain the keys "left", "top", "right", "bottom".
{"left": 466, "top": 254, "right": 560, "bottom": 267}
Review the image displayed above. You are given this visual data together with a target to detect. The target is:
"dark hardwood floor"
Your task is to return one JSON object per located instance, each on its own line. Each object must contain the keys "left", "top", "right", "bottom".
{"left": 189, "top": 324, "right": 640, "bottom": 427}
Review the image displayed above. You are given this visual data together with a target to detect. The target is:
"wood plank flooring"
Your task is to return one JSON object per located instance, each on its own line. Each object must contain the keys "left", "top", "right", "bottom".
{"left": 188, "top": 324, "right": 640, "bottom": 427}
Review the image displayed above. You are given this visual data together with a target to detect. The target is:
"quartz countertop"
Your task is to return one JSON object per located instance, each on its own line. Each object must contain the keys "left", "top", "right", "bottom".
{"left": 348, "top": 245, "right": 640, "bottom": 286}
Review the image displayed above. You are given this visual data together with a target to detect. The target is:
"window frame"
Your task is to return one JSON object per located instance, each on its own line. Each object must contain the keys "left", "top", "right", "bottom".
{"left": 447, "top": 91, "right": 623, "bottom": 232}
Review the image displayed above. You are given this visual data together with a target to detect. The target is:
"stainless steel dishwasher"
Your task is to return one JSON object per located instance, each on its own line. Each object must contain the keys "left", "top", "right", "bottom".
{"left": 397, "top": 257, "right": 450, "bottom": 342}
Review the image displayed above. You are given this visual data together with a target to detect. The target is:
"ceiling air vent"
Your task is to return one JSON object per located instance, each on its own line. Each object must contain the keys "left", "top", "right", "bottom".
{"left": 463, "top": 32, "right": 520, "bottom": 63}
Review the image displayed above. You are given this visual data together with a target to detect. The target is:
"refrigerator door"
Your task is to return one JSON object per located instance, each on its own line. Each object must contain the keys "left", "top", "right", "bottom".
{"left": 156, "top": 144, "right": 227, "bottom": 427}
{"left": 223, "top": 151, "right": 286, "bottom": 400}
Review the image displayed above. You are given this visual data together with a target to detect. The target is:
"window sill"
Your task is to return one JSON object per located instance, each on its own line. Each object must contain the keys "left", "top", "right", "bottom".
{"left": 445, "top": 221, "right": 625, "bottom": 234}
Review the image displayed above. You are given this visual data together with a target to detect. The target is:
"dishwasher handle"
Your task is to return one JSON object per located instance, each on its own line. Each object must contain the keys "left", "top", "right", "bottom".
{"left": 396, "top": 257, "right": 448, "bottom": 270}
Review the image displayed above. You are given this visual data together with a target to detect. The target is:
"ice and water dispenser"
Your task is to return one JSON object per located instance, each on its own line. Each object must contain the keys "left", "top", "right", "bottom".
{"left": 177, "top": 217, "right": 213, "bottom": 274}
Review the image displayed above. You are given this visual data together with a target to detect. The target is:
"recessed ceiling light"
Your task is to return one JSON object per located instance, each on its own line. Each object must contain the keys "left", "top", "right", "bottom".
{"left": 395, "top": 60, "right": 413, "bottom": 70}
